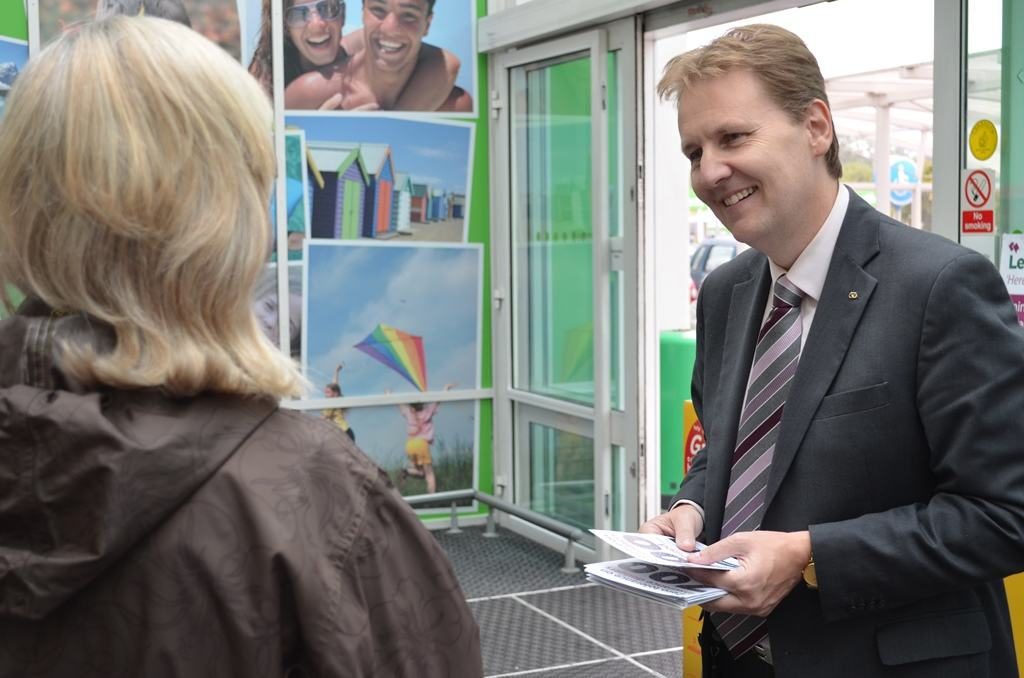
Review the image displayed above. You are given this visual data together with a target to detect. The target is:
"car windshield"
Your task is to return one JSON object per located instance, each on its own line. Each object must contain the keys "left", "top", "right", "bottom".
{"left": 705, "top": 244, "right": 734, "bottom": 271}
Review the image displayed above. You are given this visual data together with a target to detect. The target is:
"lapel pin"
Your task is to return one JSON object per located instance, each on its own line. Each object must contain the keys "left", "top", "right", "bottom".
{"left": 848, "top": 291, "right": 859, "bottom": 300}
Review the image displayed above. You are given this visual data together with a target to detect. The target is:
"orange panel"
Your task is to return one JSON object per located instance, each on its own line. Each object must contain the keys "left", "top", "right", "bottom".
{"left": 683, "top": 606, "right": 702, "bottom": 677}
{"left": 377, "top": 182, "right": 393, "bottom": 233}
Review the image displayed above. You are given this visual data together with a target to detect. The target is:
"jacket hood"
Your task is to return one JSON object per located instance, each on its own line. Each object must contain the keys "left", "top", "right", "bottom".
{"left": 0, "top": 300, "right": 275, "bottom": 620}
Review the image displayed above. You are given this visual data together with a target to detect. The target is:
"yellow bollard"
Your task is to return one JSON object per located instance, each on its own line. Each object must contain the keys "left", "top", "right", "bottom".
{"left": 1007, "top": 573, "right": 1024, "bottom": 675}
{"left": 680, "top": 401, "right": 705, "bottom": 676}
{"left": 682, "top": 606, "right": 703, "bottom": 677}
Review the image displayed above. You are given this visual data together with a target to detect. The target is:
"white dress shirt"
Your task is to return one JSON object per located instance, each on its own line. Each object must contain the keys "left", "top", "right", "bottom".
{"left": 764, "top": 183, "right": 851, "bottom": 346}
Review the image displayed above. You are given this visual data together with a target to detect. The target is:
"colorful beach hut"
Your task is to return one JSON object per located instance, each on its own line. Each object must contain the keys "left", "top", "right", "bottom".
{"left": 391, "top": 172, "right": 414, "bottom": 235}
{"left": 428, "top": 188, "right": 447, "bottom": 222}
{"left": 410, "top": 182, "right": 430, "bottom": 224}
{"left": 307, "top": 142, "right": 370, "bottom": 240}
{"left": 449, "top": 193, "right": 466, "bottom": 220}
{"left": 353, "top": 143, "right": 396, "bottom": 239}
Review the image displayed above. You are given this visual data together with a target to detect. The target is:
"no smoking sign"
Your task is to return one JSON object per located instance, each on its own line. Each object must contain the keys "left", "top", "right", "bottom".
{"left": 961, "top": 168, "right": 996, "bottom": 234}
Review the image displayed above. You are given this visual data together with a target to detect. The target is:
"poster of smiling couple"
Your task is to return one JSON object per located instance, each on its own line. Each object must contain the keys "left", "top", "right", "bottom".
{"left": 35, "top": 0, "right": 477, "bottom": 116}
{"left": 246, "top": 0, "right": 476, "bottom": 114}
{"left": 304, "top": 241, "right": 482, "bottom": 499}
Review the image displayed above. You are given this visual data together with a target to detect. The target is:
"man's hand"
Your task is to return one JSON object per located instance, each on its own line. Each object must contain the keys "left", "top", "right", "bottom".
{"left": 638, "top": 504, "right": 703, "bottom": 551}
{"left": 687, "top": 531, "right": 811, "bottom": 617}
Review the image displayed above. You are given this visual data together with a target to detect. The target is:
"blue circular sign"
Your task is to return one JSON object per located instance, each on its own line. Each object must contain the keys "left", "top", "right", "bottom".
{"left": 889, "top": 158, "right": 918, "bottom": 207}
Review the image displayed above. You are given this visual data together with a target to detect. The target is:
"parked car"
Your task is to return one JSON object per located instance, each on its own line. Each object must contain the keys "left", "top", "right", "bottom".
{"left": 689, "top": 237, "right": 745, "bottom": 321}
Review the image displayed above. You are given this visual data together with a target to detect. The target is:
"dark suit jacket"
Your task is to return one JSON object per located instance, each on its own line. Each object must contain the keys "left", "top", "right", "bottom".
{"left": 674, "top": 189, "right": 1024, "bottom": 677}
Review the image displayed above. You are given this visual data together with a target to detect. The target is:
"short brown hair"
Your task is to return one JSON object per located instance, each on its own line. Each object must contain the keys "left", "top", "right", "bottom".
{"left": 363, "top": 0, "right": 436, "bottom": 11}
{"left": 658, "top": 24, "right": 842, "bottom": 179}
{"left": 0, "top": 17, "right": 306, "bottom": 399}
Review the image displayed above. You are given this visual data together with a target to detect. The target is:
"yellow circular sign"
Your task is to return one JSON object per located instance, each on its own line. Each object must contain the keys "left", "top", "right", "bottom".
{"left": 969, "top": 120, "right": 998, "bottom": 161}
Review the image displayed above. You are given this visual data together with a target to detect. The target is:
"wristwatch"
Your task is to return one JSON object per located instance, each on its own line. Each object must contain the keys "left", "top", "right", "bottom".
{"left": 802, "top": 554, "right": 818, "bottom": 589}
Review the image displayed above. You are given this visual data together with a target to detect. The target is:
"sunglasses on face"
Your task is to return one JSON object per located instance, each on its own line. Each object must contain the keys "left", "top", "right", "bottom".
{"left": 285, "top": 0, "right": 344, "bottom": 27}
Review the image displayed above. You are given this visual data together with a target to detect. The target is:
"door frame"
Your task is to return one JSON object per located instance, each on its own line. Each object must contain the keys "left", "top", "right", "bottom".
{"left": 490, "top": 18, "right": 639, "bottom": 560}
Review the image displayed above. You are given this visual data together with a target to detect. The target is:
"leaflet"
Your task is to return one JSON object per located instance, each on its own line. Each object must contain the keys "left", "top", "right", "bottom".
{"left": 584, "top": 559, "right": 728, "bottom": 610}
{"left": 591, "top": 530, "right": 740, "bottom": 571}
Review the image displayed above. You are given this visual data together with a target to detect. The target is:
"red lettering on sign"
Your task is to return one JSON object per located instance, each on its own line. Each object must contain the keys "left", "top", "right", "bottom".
{"left": 962, "top": 210, "right": 994, "bottom": 233}
{"left": 684, "top": 420, "right": 704, "bottom": 473}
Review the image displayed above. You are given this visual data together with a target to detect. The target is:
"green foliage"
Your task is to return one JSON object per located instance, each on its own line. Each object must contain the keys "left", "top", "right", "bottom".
{"left": 842, "top": 159, "right": 874, "bottom": 183}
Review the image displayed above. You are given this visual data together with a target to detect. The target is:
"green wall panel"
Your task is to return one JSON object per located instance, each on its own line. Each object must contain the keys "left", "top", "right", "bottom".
{"left": 0, "top": 3, "right": 27, "bottom": 41}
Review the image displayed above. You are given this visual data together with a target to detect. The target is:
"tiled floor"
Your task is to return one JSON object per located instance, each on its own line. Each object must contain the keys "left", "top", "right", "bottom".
{"left": 434, "top": 526, "right": 685, "bottom": 678}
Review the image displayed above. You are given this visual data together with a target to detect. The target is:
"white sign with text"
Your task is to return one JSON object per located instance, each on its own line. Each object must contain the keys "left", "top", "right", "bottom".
{"left": 999, "top": 234, "right": 1024, "bottom": 326}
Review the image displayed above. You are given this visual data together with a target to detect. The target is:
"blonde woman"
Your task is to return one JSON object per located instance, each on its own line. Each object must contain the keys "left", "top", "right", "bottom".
{"left": 0, "top": 17, "right": 480, "bottom": 678}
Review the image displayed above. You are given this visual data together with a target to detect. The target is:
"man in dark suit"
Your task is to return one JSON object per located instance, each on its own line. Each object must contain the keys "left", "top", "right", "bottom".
{"left": 640, "top": 24, "right": 1024, "bottom": 678}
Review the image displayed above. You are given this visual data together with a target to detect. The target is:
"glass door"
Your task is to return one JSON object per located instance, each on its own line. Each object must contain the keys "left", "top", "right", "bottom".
{"left": 958, "top": 0, "right": 1022, "bottom": 258}
{"left": 492, "top": 19, "right": 639, "bottom": 559}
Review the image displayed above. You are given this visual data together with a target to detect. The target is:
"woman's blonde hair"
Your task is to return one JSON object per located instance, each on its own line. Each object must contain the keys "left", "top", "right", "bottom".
{"left": 0, "top": 16, "right": 306, "bottom": 399}
{"left": 658, "top": 23, "right": 842, "bottom": 179}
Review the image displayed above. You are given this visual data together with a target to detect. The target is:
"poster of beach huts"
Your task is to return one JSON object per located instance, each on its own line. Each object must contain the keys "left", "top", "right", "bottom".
{"left": 285, "top": 115, "right": 473, "bottom": 243}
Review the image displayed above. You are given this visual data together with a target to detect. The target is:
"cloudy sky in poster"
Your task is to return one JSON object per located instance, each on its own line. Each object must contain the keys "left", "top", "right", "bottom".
{"left": 0, "top": 38, "right": 27, "bottom": 66}
{"left": 288, "top": 115, "right": 471, "bottom": 195}
{"left": 304, "top": 241, "right": 481, "bottom": 394}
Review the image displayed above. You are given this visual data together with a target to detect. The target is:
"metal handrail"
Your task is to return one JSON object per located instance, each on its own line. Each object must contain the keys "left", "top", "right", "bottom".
{"left": 405, "top": 490, "right": 584, "bottom": 573}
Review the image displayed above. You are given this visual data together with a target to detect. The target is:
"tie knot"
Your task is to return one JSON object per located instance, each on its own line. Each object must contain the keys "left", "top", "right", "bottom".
{"left": 773, "top": 275, "right": 804, "bottom": 310}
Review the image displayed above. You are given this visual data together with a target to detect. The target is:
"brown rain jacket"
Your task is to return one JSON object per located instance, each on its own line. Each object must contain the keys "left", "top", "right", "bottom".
{"left": 0, "top": 301, "right": 482, "bottom": 677}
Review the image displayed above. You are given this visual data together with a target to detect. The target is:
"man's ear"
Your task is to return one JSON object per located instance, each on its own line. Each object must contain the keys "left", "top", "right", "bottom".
{"left": 805, "top": 99, "right": 833, "bottom": 158}
{"left": 424, "top": 10, "right": 433, "bottom": 36}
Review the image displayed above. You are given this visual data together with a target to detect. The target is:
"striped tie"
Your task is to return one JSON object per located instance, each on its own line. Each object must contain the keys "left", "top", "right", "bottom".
{"left": 712, "top": 275, "right": 804, "bottom": 659}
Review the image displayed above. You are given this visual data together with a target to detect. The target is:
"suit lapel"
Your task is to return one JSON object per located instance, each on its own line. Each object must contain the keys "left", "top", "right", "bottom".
{"left": 764, "top": 191, "right": 881, "bottom": 511}
{"left": 706, "top": 256, "right": 771, "bottom": 541}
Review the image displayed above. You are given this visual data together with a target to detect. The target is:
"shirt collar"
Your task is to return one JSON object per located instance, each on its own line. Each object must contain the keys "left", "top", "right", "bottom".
{"left": 768, "top": 184, "right": 850, "bottom": 301}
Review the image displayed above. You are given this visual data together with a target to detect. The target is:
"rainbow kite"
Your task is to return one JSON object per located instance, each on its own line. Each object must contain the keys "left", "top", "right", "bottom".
{"left": 355, "top": 324, "right": 428, "bottom": 391}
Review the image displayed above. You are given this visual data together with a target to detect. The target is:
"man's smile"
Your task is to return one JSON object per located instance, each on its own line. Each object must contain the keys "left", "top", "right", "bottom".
{"left": 375, "top": 38, "right": 407, "bottom": 53}
{"left": 723, "top": 186, "right": 758, "bottom": 207}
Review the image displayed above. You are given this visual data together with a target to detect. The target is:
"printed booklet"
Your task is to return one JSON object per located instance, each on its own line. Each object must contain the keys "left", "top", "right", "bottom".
{"left": 584, "top": 530, "right": 740, "bottom": 610}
